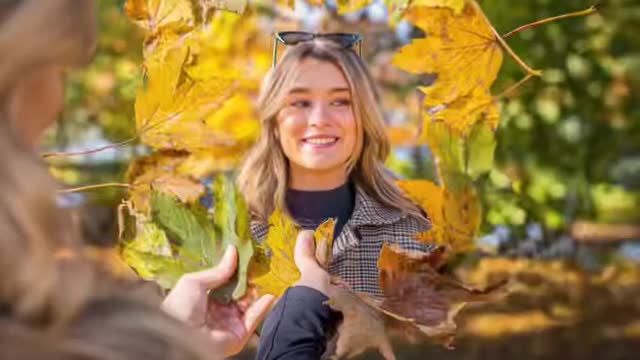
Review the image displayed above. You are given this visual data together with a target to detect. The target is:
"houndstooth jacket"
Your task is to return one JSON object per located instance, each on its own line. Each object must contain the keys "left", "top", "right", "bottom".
{"left": 251, "top": 186, "right": 436, "bottom": 298}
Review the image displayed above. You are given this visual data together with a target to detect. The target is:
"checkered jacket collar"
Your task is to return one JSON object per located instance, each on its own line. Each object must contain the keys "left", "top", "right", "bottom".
{"left": 251, "top": 186, "right": 409, "bottom": 240}
{"left": 349, "top": 186, "right": 407, "bottom": 227}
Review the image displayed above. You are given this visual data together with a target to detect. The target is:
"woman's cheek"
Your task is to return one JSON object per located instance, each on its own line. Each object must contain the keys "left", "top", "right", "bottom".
{"left": 277, "top": 115, "right": 301, "bottom": 157}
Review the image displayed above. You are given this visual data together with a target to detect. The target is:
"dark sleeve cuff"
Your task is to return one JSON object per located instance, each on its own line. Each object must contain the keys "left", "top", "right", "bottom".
{"left": 255, "top": 286, "right": 335, "bottom": 360}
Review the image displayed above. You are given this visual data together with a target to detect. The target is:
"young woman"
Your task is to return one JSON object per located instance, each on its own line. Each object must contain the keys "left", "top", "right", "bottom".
{"left": 238, "top": 34, "right": 435, "bottom": 297}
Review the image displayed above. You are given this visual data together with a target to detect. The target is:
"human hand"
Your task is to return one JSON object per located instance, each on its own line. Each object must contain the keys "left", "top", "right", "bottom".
{"left": 293, "top": 230, "right": 333, "bottom": 297}
{"left": 161, "top": 246, "right": 275, "bottom": 356}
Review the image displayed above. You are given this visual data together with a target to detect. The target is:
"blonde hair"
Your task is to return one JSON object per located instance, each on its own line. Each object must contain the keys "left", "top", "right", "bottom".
{"left": 238, "top": 40, "right": 423, "bottom": 222}
{"left": 0, "top": 0, "right": 97, "bottom": 96}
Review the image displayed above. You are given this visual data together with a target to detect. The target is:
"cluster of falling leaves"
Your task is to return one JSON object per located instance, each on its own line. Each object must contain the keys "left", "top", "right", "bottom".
{"left": 123, "top": 0, "right": 270, "bottom": 215}
{"left": 118, "top": 0, "right": 594, "bottom": 359}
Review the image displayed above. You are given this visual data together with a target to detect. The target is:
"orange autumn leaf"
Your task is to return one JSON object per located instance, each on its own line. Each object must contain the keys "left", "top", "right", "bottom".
{"left": 393, "top": 3, "right": 503, "bottom": 112}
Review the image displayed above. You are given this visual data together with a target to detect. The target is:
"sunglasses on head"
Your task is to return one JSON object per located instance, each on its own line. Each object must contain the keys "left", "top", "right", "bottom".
{"left": 272, "top": 31, "right": 363, "bottom": 68}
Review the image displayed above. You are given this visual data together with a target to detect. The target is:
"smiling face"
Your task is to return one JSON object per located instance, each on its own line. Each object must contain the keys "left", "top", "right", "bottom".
{"left": 276, "top": 58, "right": 358, "bottom": 190}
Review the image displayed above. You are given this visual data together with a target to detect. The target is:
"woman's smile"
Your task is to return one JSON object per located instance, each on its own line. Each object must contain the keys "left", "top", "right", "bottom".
{"left": 301, "top": 135, "right": 340, "bottom": 149}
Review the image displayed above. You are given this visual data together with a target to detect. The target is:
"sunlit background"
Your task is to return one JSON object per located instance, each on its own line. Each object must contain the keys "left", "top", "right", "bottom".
{"left": 43, "top": 0, "right": 640, "bottom": 358}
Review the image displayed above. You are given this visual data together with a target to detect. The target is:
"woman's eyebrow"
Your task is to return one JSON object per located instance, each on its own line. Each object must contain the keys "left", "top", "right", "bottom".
{"left": 329, "top": 87, "right": 350, "bottom": 94}
{"left": 288, "top": 87, "right": 310, "bottom": 94}
{"left": 288, "top": 87, "right": 350, "bottom": 95}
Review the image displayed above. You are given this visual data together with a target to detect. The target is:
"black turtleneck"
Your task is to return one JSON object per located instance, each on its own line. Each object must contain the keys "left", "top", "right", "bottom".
{"left": 285, "top": 182, "right": 355, "bottom": 239}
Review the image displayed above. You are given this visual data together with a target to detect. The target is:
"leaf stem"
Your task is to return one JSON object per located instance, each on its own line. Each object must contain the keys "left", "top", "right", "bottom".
{"left": 469, "top": 1, "right": 542, "bottom": 76}
{"left": 42, "top": 136, "right": 139, "bottom": 159}
{"left": 502, "top": 5, "right": 598, "bottom": 39}
{"left": 58, "top": 183, "right": 131, "bottom": 194}
{"left": 496, "top": 73, "right": 535, "bottom": 100}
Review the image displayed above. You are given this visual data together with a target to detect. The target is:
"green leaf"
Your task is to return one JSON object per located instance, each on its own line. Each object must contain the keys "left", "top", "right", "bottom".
{"left": 151, "top": 191, "right": 216, "bottom": 266}
{"left": 121, "top": 178, "right": 254, "bottom": 300}
{"left": 465, "top": 122, "right": 496, "bottom": 180}
{"left": 121, "top": 222, "right": 200, "bottom": 289}
{"left": 426, "top": 120, "right": 495, "bottom": 189}
{"left": 427, "top": 120, "right": 466, "bottom": 189}
{"left": 209, "top": 175, "right": 254, "bottom": 302}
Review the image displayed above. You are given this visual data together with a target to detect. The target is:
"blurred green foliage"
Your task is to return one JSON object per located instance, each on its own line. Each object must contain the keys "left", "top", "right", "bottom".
{"left": 480, "top": 0, "right": 640, "bottom": 231}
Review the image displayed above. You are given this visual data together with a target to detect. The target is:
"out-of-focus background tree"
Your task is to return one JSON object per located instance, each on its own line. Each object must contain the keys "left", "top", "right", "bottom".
{"left": 44, "top": 0, "right": 640, "bottom": 358}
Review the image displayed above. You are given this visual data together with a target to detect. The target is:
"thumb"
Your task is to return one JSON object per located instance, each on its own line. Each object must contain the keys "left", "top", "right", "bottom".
{"left": 185, "top": 245, "right": 238, "bottom": 289}
{"left": 294, "top": 230, "right": 319, "bottom": 272}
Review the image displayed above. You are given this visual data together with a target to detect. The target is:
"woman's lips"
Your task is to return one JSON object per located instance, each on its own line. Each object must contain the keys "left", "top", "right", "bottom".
{"left": 301, "top": 136, "right": 339, "bottom": 148}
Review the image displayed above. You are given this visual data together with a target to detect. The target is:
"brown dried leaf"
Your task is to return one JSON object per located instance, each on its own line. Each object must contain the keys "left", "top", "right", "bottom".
{"left": 378, "top": 244, "right": 507, "bottom": 343}
{"left": 325, "top": 285, "right": 396, "bottom": 360}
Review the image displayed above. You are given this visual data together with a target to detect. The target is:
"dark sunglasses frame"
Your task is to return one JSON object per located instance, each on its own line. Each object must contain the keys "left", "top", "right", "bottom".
{"left": 272, "top": 31, "right": 363, "bottom": 68}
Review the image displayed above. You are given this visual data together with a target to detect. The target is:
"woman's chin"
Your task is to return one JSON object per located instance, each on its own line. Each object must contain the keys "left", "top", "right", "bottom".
{"left": 296, "top": 159, "right": 347, "bottom": 173}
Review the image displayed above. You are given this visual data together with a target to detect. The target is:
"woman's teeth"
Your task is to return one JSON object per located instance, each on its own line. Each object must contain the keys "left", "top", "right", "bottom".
{"left": 305, "top": 137, "right": 337, "bottom": 145}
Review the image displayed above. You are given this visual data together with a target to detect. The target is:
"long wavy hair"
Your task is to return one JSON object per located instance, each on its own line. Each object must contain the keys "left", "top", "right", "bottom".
{"left": 237, "top": 40, "right": 423, "bottom": 223}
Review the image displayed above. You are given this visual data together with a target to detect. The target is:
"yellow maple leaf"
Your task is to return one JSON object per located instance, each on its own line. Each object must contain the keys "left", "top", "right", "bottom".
{"left": 397, "top": 180, "right": 480, "bottom": 254}
{"left": 200, "top": 0, "right": 248, "bottom": 14}
{"left": 392, "top": 4, "right": 503, "bottom": 108}
{"left": 249, "top": 209, "right": 299, "bottom": 298}
{"left": 439, "top": 186, "right": 481, "bottom": 252}
{"left": 277, "top": 0, "right": 295, "bottom": 8}
{"left": 422, "top": 86, "right": 499, "bottom": 136}
{"left": 337, "top": 0, "right": 373, "bottom": 14}
{"left": 176, "top": 147, "right": 247, "bottom": 177}
{"left": 314, "top": 218, "right": 336, "bottom": 268}
{"left": 124, "top": 0, "right": 195, "bottom": 34}
{"left": 186, "top": 11, "right": 270, "bottom": 91}
{"left": 413, "top": 0, "right": 466, "bottom": 14}
{"left": 126, "top": 151, "right": 205, "bottom": 214}
{"left": 135, "top": 42, "right": 240, "bottom": 151}
{"left": 397, "top": 180, "right": 444, "bottom": 225}
{"left": 249, "top": 211, "right": 336, "bottom": 297}
{"left": 203, "top": 94, "right": 260, "bottom": 146}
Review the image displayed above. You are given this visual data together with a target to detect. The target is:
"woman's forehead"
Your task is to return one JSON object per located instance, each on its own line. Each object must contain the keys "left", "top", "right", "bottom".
{"left": 286, "top": 58, "right": 350, "bottom": 93}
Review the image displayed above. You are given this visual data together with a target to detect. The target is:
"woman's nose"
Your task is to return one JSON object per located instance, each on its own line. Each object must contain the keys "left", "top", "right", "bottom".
{"left": 307, "top": 103, "right": 331, "bottom": 127}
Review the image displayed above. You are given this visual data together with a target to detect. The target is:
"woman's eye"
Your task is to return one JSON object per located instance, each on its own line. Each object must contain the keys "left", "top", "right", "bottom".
{"left": 330, "top": 98, "right": 351, "bottom": 107}
{"left": 290, "top": 100, "right": 311, "bottom": 108}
